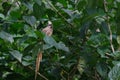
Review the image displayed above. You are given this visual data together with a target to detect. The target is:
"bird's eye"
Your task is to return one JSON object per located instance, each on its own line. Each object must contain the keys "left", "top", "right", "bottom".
{"left": 49, "top": 25, "right": 52, "bottom": 28}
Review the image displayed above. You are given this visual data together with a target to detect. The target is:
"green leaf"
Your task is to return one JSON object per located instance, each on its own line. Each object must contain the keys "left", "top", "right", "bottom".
{"left": 43, "top": 35, "right": 57, "bottom": 46}
{"left": 24, "top": 43, "right": 36, "bottom": 54}
{"left": 101, "top": 22, "right": 109, "bottom": 35}
{"left": 55, "top": 42, "right": 69, "bottom": 52}
{"left": 22, "top": 61, "right": 31, "bottom": 66}
{"left": 31, "top": 43, "right": 42, "bottom": 57}
{"left": 43, "top": 36, "right": 69, "bottom": 52}
{"left": 10, "top": 9, "right": 21, "bottom": 20}
{"left": 34, "top": 0, "right": 42, "bottom": 6}
{"left": 33, "top": 3, "right": 46, "bottom": 19}
{"left": 0, "top": 13, "right": 5, "bottom": 19}
{"left": 87, "top": 34, "right": 109, "bottom": 47}
{"left": 112, "top": 51, "right": 120, "bottom": 59}
{"left": 22, "top": 56, "right": 33, "bottom": 66}
{"left": 35, "top": 30, "right": 44, "bottom": 39}
{"left": 97, "top": 48, "right": 110, "bottom": 58}
{"left": 108, "top": 63, "right": 120, "bottom": 80}
{"left": 77, "top": 0, "right": 87, "bottom": 11}
{"left": 116, "top": 0, "right": 120, "bottom": 2}
{"left": 23, "top": 56, "right": 33, "bottom": 61}
{"left": 82, "top": 13, "right": 98, "bottom": 23}
{"left": 24, "top": 25, "right": 37, "bottom": 38}
{"left": 10, "top": 50, "right": 23, "bottom": 62}
{"left": 80, "top": 21, "right": 90, "bottom": 39}
{"left": 2, "top": 2, "right": 12, "bottom": 15}
{"left": 52, "top": 54, "right": 60, "bottom": 61}
{"left": 96, "top": 62, "right": 108, "bottom": 78}
{"left": 56, "top": 0, "right": 67, "bottom": 7}
{"left": 62, "top": 9, "right": 73, "bottom": 17}
{"left": 0, "top": 31, "right": 14, "bottom": 43}
{"left": 112, "top": 61, "right": 120, "bottom": 65}
{"left": 97, "top": 48, "right": 105, "bottom": 58}
{"left": 117, "top": 36, "right": 120, "bottom": 45}
{"left": 43, "top": 44, "right": 53, "bottom": 50}
{"left": 23, "top": 16, "right": 36, "bottom": 27}
{"left": 22, "top": 1, "right": 33, "bottom": 11}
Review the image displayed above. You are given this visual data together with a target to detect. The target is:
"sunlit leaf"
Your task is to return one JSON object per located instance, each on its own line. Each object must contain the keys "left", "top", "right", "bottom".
{"left": 108, "top": 63, "right": 120, "bottom": 80}
{"left": 55, "top": 42, "right": 69, "bottom": 52}
{"left": 0, "top": 13, "right": 5, "bottom": 19}
{"left": 0, "top": 31, "right": 14, "bottom": 43}
{"left": 22, "top": 1, "right": 33, "bottom": 11}
{"left": 23, "top": 16, "right": 36, "bottom": 27}
{"left": 43, "top": 36, "right": 69, "bottom": 52}
{"left": 62, "top": 9, "right": 73, "bottom": 17}
{"left": 117, "top": 36, "right": 120, "bottom": 45}
{"left": 34, "top": 0, "right": 42, "bottom": 6}
{"left": 22, "top": 61, "right": 31, "bottom": 66}
{"left": 43, "top": 35, "right": 57, "bottom": 46}
{"left": 10, "top": 50, "right": 23, "bottom": 62}
{"left": 77, "top": 58, "right": 86, "bottom": 74}
{"left": 43, "top": 44, "right": 53, "bottom": 50}
{"left": 97, "top": 48, "right": 110, "bottom": 58}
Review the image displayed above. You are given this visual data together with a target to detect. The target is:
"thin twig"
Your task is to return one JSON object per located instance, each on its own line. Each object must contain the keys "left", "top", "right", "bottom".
{"left": 28, "top": 66, "right": 48, "bottom": 80}
{"left": 69, "top": 63, "right": 78, "bottom": 79}
{"left": 45, "top": 0, "right": 74, "bottom": 27}
{"left": 60, "top": 69, "right": 69, "bottom": 80}
{"left": 103, "top": 0, "right": 115, "bottom": 53}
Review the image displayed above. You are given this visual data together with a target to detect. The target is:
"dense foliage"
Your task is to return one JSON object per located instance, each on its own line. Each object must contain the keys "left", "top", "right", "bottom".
{"left": 0, "top": 0, "right": 120, "bottom": 80}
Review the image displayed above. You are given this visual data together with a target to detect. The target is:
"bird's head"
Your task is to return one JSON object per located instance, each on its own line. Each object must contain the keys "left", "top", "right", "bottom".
{"left": 47, "top": 21, "right": 52, "bottom": 28}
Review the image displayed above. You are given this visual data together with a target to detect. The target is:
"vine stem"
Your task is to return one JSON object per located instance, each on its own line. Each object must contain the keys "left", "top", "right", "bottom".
{"left": 103, "top": 0, "right": 115, "bottom": 53}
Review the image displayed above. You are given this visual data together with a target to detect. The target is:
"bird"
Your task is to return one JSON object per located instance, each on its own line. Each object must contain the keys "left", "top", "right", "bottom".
{"left": 42, "top": 21, "right": 53, "bottom": 36}
{"left": 35, "top": 21, "right": 53, "bottom": 80}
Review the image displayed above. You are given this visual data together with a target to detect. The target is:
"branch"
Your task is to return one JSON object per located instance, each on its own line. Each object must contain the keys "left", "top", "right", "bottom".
{"left": 45, "top": 0, "right": 74, "bottom": 27}
{"left": 28, "top": 66, "right": 48, "bottom": 80}
{"left": 103, "top": 0, "right": 115, "bottom": 53}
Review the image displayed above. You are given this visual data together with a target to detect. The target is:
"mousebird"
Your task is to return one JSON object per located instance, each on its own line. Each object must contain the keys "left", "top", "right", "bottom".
{"left": 35, "top": 21, "right": 53, "bottom": 80}
{"left": 42, "top": 21, "right": 53, "bottom": 36}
